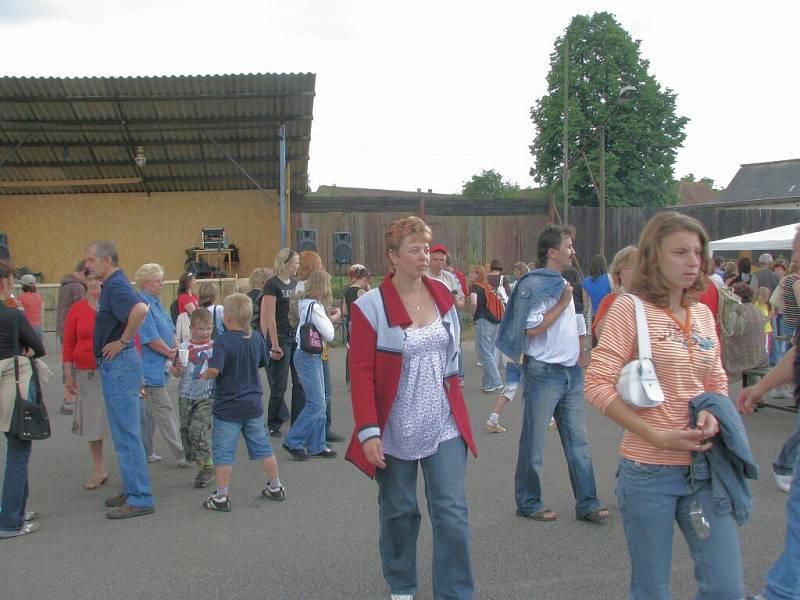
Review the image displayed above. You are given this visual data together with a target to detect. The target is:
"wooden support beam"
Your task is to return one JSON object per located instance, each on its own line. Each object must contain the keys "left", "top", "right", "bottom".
{"left": 0, "top": 177, "right": 142, "bottom": 188}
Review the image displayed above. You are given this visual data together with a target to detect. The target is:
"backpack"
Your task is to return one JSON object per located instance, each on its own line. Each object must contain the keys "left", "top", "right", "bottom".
{"left": 170, "top": 298, "right": 179, "bottom": 325}
{"left": 479, "top": 283, "right": 505, "bottom": 322}
{"left": 716, "top": 282, "right": 746, "bottom": 338}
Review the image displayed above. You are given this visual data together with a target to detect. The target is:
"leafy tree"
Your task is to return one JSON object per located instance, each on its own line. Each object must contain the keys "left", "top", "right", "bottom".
{"left": 681, "top": 173, "right": 716, "bottom": 190}
{"left": 461, "top": 169, "right": 520, "bottom": 199}
{"left": 530, "top": 12, "right": 688, "bottom": 207}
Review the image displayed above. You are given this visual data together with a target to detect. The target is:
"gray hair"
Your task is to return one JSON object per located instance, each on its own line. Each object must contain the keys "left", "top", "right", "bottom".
{"left": 88, "top": 240, "right": 119, "bottom": 265}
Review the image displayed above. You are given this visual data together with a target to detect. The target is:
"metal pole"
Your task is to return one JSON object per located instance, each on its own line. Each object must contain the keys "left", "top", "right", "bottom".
{"left": 279, "top": 123, "right": 287, "bottom": 248}
{"left": 0, "top": 140, "right": 24, "bottom": 168}
{"left": 562, "top": 37, "right": 570, "bottom": 225}
{"left": 599, "top": 126, "right": 606, "bottom": 260}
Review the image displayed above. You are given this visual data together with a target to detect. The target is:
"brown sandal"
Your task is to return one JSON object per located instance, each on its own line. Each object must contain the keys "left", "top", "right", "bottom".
{"left": 578, "top": 507, "right": 610, "bottom": 523}
{"left": 517, "top": 508, "right": 558, "bottom": 521}
{"left": 85, "top": 474, "right": 109, "bottom": 490}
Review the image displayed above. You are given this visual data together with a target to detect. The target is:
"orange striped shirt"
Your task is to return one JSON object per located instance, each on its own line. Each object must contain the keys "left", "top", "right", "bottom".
{"left": 584, "top": 294, "right": 728, "bottom": 465}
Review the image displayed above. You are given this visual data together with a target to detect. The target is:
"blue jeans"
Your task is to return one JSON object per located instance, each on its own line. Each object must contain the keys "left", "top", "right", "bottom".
{"left": 0, "top": 433, "right": 32, "bottom": 532}
{"left": 98, "top": 347, "right": 154, "bottom": 509}
{"left": 762, "top": 457, "right": 800, "bottom": 599}
{"left": 774, "top": 410, "right": 800, "bottom": 477}
{"left": 515, "top": 358, "right": 601, "bottom": 518}
{"left": 266, "top": 336, "right": 306, "bottom": 431}
{"left": 375, "top": 437, "right": 473, "bottom": 600}
{"left": 502, "top": 359, "right": 522, "bottom": 401}
{"left": 285, "top": 347, "right": 327, "bottom": 455}
{"left": 617, "top": 458, "right": 744, "bottom": 600}
{"left": 474, "top": 318, "right": 502, "bottom": 390}
{"left": 212, "top": 416, "right": 274, "bottom": 465}
{"left": 323, "top": 357, "right": 333, "bottom": 434}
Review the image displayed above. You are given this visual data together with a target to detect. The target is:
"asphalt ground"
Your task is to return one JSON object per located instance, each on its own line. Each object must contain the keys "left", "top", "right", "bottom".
{"left": 1, "top": 334, "right": 795, "bottom": 600}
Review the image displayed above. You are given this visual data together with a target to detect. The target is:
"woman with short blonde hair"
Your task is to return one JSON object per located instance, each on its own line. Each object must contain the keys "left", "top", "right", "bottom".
{"left": 347, "top": 215, "right": 476, "bottom": 599}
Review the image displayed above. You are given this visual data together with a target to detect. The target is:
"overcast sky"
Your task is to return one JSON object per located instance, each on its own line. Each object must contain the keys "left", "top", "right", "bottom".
{"left": 2, "top": 0, "right": 797, "bottom": 194}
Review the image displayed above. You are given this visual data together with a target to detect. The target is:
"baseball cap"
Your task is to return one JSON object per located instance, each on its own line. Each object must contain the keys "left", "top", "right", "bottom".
{"left": 430, "top": 244, "right": 449, "bottom": 255}
{"left": 20, "top": 274, "right": 36, "bottom": 285}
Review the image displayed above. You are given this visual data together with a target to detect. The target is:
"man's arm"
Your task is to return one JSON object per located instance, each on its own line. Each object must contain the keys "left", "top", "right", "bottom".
{"left": 525, "top": 284, "right": 573, "bottom": 338}
{"left": 102, "top": 302, "right": 148, "bottom": 360}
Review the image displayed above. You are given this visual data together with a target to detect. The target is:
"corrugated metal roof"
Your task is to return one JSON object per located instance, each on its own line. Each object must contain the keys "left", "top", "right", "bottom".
{"left": 717, "top": 159, "right": 800, "bottom": 204}
{"left": 0, "top": 73, "right": 314, "bottom": 194}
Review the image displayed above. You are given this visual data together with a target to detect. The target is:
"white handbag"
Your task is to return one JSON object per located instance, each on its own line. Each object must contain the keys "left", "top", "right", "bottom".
{"left": 615, "top": 294, "right": 665, "bottom": 409}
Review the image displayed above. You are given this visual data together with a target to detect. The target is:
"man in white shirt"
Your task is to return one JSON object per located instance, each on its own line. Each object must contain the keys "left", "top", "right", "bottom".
{"left": 515, "top": 225, "right": 608, "bottom": 523}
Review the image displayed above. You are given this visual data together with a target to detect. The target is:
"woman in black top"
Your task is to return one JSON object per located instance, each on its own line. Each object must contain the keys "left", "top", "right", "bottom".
{"left": 343, "top": 266, "right": 370, "bottom": 386}
{"left": 259, "top": 249, "right": 304, "bottom": 435}
{"left": 0, "top": 259, "right": 45, "bottom": 539}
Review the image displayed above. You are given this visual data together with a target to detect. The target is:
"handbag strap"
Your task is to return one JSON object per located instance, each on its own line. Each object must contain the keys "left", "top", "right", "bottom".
{"left": 623, "top": 294, "right": 653, "bottom": 361}
{"left": 303, "top": 300, "right": 316, "bottom": 326}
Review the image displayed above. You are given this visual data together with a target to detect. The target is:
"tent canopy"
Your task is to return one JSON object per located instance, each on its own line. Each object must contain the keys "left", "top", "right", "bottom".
{"left": 709, "top": 222, "right": 800, "bottom": 251}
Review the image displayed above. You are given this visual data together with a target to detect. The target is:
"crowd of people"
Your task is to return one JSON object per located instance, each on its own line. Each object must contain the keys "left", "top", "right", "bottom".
{"left": 0, "top": 215, "right": 798, "bottom": 600}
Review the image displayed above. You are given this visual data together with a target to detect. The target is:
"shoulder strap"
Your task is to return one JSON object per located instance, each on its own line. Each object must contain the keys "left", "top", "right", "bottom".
{"left": 623, "top": 294, "right": 653, "bottom": 361}
{"left": 303, "top": 300, "right": 316, "bottom": 324}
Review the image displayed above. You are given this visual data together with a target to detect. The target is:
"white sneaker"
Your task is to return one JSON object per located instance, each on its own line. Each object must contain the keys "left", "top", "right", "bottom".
{"left": 146, "top": 454, "right": 163, "bottom": 463}
{"left": 772, "top": 467, "right": 792, "bottom": 493}
{"left": 390, "top": 595, "right": 414, "bottom": 600}
{"left": 485, "top": 420, "right": 507, "bottom": 433}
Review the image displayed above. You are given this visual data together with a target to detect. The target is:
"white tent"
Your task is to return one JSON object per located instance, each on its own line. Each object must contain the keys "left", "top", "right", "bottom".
{"left": 709, "top": 222, "right": 800, "bottom": 252}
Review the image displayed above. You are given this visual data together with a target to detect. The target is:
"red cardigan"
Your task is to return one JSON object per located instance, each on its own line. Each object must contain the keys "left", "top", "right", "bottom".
{"left": 345, "top": 274, "right": 477, "bottom": 478}
{"left": 62, "top": 299, "right": 98, "bottom": 370}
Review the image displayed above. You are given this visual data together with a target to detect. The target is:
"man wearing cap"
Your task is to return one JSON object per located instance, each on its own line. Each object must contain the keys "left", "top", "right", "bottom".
{"left": 428, "top": 244, "right": 466, "bottom": 385}
{"left": 751, "top": 253, "right": 779, "bottom": 294}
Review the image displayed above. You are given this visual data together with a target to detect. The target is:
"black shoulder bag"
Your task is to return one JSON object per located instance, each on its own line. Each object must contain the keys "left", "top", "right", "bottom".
{"left": 298, "top": 301, "right": 323, "bottom": 354}
{"left": 9, "top": 315, "right": 51, "bottom": 441}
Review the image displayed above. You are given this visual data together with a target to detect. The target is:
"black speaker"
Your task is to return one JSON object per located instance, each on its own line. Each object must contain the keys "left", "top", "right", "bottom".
{"left": 333, "top": 232, "right": 353, "bottom": 265}
{"left": 0, "top": 233, "right": 8, "bottom": 261}
{"left": 296, "top": 229, "right": 317, "bottom": 252}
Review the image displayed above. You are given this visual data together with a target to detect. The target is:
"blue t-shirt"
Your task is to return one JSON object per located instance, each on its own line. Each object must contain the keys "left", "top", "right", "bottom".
{"left": 94, "top": 269, "right": 142, "bottom": 358}
{"left": 138, "top": 291, "right": 175, "bottom": 386}
{"left": 582, "top": 274, "right": 613, "bottom": 315}
{"left": 208, "top": 330, "right": 268, "bottom": 421}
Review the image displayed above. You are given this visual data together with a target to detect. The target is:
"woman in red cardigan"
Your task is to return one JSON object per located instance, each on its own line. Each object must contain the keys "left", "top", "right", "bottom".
{"left": 63, "top": 275, "right": 111, "bottom": 489}
{"left": 345, "top": 216, "right": 477, "bottom": 600}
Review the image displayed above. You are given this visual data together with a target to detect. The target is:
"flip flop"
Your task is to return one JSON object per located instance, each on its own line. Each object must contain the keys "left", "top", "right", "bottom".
{"left": 85, "top": 474, "right": 109, "bottom": 490}
{"left": 578, "top": 507, "right": 611, "bottom": 523}
{"left": 517, "top": 508, "right": 558, "bottom": 522}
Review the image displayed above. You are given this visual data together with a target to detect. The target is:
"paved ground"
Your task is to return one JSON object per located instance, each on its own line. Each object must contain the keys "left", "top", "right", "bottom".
{"left": 1, "top": 335, "right": 796, "bottom": 599}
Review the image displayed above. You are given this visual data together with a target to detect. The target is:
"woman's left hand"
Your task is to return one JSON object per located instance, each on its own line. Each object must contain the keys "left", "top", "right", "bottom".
{"left": 695, "top": 409, "right": 719, "bottom": 439}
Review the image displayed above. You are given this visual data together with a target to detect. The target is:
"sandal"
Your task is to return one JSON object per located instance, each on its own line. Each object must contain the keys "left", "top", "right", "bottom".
{"left": 578, "top": 507, "right": 611, "bottom": 523}
{"left": 516, "top": 508, "right": 558, "bottom": 521}
{"left": 85, "top": 474, "right": 109, "bottom": 490}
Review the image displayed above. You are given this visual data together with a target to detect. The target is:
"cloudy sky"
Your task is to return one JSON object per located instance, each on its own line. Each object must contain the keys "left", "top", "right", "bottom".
{"left": 1, "top": 0, "right": 797, "bottom": 194}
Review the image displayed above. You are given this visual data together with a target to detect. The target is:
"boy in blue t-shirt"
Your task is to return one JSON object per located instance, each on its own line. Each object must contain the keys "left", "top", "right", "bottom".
{"left": 202, "top": 293, "right": 285, "bottom": 511}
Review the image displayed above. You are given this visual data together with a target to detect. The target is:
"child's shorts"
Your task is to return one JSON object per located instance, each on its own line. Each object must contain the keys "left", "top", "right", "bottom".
{"left": 212, "top": 416, "right": 274, "bottom": 465}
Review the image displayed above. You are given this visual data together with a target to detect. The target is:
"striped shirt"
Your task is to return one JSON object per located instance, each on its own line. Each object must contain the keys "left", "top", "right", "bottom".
{"left": 584, "top": 294, "right": 727, "bottom": 466}
{"left": 782, "top": 274, "right": 800, "bottom": 328}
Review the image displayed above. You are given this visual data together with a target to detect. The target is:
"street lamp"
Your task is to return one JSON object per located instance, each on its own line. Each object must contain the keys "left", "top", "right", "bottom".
{"left": 598, "top": 85, "right": 638, "bottom": 259}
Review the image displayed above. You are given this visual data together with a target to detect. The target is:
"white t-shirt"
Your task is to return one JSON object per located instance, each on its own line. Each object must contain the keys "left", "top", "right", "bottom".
{"left": 428, "top": 270, "right": 464, "bottom": 301}
{"left": 524, "top": 279, "right": 587, "bottom": 366}
{"left": 295, "top": 298, "right": 335, "bottom": 345}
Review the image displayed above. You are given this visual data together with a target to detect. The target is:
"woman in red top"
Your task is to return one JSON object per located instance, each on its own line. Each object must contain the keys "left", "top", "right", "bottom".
{"left": 63, "top": 275, "right": 111, "bottom": 489}
{"left": 592, "top": 245, "right": 638, "bottom": 340}
{"left": 177, "top": 272, "right": 198, "bottom": 315}
{"left": 18, "top": 274, "right": 44, "bottom": 339}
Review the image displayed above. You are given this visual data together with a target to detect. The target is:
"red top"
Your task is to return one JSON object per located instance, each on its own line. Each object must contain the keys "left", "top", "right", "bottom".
{"left": 698, "top": 280, "right": 720, "bottom": 339}
{"left": 19, "top": 292, "right": 43, "bottom": 327}
{"left": 178, "top": 293, "right": 198, "bottom": 314}
{"left": 62, "top": 298, "right": 98, "bottom": 369}
{"left": 592, "top": 291, "right": 620, "bottom": 337}
{"left": 345, "top": 274, "right": 477, "bottom": 478}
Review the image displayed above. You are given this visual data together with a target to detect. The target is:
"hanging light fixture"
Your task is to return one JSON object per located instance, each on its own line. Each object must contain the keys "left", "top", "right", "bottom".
{"left": 133, "top": 146, "right": 147, "bottom": 167}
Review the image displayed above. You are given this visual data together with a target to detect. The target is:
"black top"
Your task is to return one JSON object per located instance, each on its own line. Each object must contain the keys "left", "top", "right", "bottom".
{"left": 470, "top": 284, "right": 500, "bottom": 324}
{"left": 0, "top": 304, "right": 45, "bottom": 360}
{"left": 344, "top": 285, "right": 362, "bottom": 318}
{"left": 262, "top": 276, "right": 298, "bottom": 339}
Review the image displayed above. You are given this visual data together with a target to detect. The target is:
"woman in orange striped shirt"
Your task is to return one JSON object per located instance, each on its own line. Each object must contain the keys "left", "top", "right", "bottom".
{"left": 585, "top": 212, "right": 744, "bottom": 600}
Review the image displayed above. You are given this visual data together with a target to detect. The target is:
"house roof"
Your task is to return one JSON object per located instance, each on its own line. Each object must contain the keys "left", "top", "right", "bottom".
{"left": 0, "top": 73, "right": 315, "bottom": 195}
{"left": 712, "top": 159, "right": 800, "bottom": 206}
{"left": 676, "top": 180, "right": 719, "bottom": 206}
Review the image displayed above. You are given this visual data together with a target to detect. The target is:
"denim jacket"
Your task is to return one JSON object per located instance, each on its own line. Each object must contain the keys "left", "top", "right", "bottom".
{"left": 690, "top": 392, "right": 759, "bottom": 525}
{"left": 495, "top": 268, "right": 565, "bottom": 359}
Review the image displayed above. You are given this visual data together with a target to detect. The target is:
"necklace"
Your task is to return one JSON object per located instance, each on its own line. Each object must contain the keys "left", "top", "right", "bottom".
{"left": 402, "top": 289, "right": 425, "bottom": 311}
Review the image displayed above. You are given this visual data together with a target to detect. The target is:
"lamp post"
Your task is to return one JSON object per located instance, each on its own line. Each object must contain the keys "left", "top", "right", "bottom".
{"left": 598, "top": 85, "right": 637, "bottom": 259}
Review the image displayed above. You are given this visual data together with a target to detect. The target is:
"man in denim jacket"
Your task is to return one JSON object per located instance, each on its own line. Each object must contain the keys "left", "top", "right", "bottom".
{"left": 497, "top": 224, "right": 607, "bottom": 522}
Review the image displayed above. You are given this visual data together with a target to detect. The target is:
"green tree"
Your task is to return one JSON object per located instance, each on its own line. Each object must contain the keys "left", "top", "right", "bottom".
{"left": 681, "top": 173, "right": 717, "bottom": 190}
{"left": 461, "top": 169, "right": 520, "bottom": 199}
{"left": 531, "top": 12, "right": 688, "bottom": 207}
